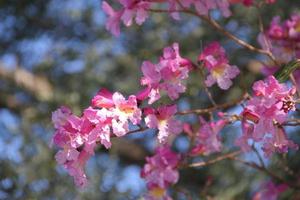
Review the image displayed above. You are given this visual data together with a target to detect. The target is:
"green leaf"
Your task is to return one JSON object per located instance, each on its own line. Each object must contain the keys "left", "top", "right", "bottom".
{"left": 274, "top": 59, "right": 300, "bottom": 83}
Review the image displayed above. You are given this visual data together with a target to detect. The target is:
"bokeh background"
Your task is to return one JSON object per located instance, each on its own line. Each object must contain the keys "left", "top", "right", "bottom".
{"left": 0, "top": 0, "right": 300, "bottom": 199}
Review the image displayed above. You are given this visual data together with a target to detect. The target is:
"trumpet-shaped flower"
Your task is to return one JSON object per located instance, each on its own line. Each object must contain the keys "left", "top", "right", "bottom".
{"left": 235, "top": 76, "right": 298, "bottom": 156}
{"left": 145, "top": 105, "right": 182, "bottom": 143}
{"left": 190, "top": 117, "right": 226, "bottom": 156}
{"left": 198, "top": 42, "right": 240, "bottom": 90}
{"left": 141, "top": 146, "right": 180, "bottom": 200}
{"left": 140, "top": 43, "right": 192, "bottom": 104}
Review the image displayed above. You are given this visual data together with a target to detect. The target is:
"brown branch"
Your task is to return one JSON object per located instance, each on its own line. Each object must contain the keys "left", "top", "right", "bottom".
{"left": 148, "top": 8, "right": 278, "bottom": 64}
{"left": 0, "top": 64, "right": 53, "bottom": 101}
{"left": 111, "top": 137, "right": 150, "bottom": 164}
{"left": 282, "top": 119, "right": 300, "bottom": 127}
{"left": 229, "top": 156, "right": 300, "bottom": 190}
{"left": 198, "top": 66, "right": 217, "bottom": 107}
{"left": 188, "top": 150, "right": 242, "bottom": 168}
{"left": 177, "top": 93, "right": 249, "bottom": 115}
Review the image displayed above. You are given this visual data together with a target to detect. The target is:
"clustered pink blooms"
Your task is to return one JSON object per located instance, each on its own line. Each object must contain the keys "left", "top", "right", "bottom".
{"left": 139, "top": 43, "right": 193, "bottom": 104}
{"left": 235, "top": 76, "right": 298, "bottom": 156}
{"left": 102, "top": 0, "right": 238, "bottom": 36}
{"left": 91, "top": 89, "right": 142, "bottom": 136}
{"left": 141, "top": 146, "right": 180, "bottom": 200}
{"left": 259, "top": 13, "right": 300, "bottom": 88}
{"left": 184, "top": 117, "right": 227, "bottom": 156}
{"left": 51, "top": 1, "right": 300, "bottom": 196}
{"left": 102, "top": 0, "right": 279, "bottom": 37}
{"left": 51, "top": 89, "right": 142, "bottom": 187}
{"left": 144, "top": 105, "right": 182, "bottom": 143}
{"left": 198, "top": 42, "right": 240, "bottom": 90}
{"left": 259, "top": 13, "right": 300, "bottom": 64}
{"left": 252, "top": 181, "right": 288, "bottom": 200}
{"left": 102, "top": 0, "right": 151, "bottom": 36}
{"left": 51, "top": 42, "right": 196, "bottom": 186}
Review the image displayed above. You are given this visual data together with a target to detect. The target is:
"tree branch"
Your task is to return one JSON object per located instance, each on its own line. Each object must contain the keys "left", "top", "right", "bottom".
{"left": 0, "top": 64, "right": 53, "bottom": 101}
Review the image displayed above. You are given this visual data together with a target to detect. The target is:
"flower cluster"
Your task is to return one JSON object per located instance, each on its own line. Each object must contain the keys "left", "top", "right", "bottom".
{"left": 49, "top": 0, "right": 300, "bottom": 197}
{"left": 139, "top": 43, "right": 192, "bottom": 104}
{"left": 184, "top": 117, "right": 227, "bottom": 156}
{"left": 141, "top": 146, "right": 180, "bottom": 200}
{"left": 198, "top": 42, "right": 240, "bottom": 90}
{"left": 235, "top": 76, "right": 298, "bottom": 156}
{"left": 259, "top": 13, "right": 300, "bottom": 64}
{"left": 91, "top": 89, "right": 142, "bottom": 136}
{"left": 259, "top": 13, "right": 300, "bottom": 88}
{"left": 144, "top": 105, "right": 182, "bottom": 143}
{"left": 102, "top": 0, "right": 240, "bottom": 36}
{"left": 51, "top": 43, "right": 195, "bottom": 186}
{"left": 252, "top": 181, "right": 288, "bottom": 200}
{"left": 51, "top": 89, "right": 142, "bottom": 187}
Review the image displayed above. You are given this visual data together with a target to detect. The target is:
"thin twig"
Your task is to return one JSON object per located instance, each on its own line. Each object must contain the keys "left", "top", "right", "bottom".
{"left": 188, "top": 150, "right": 242, "bottom": 168}
{"left": 289, "top": 73, "right": 300, "bottom": 97}
{"left": 252, "top": 144, "right": 266, "bottom": 168}
{"left": 177, "top": 93, "right": 249, "bottom": 115}
{"left": 147, "top": 8, "right": 278, "bottom": 63}
{"left": 198, "top": 66, "right": 217, "bottom": 107}
{"left": 229, "top": 157, "right": 300, "bottom": 190}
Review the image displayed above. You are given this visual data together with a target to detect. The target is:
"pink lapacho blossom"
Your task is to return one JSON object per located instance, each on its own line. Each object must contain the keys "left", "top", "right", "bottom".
{"left": 52, "top": 88, "right": 142, "bottom": 187}
{"left": 258, "top": 14, "right": 300, "bottom": 64}
{"left": 252, "top": 181, "right": 288, "bottom": 200}
{"left": 260, "top": 65, "right": 300, "bottom": 93}
{"left": 235, "top": 76, "right": 298, "bottom": 156}
{"left": 102, "top": 0, "right": 151, "bottom": 36}
{"left": 140, "top": 43, "right": 193, "bottom": 104}
{"left": 91, "top": 88, "right": 142, "bottom": 136}
{"left": 52, "top": 106, "right": 113, "bottom": 187}
{"left": 174, "top": 0, "right": 232, "bottom": 17}
{"left": 188, "top": 117, "right": 227, "bottom": 156}
{"left": 102, "top": 0, "right": 233, "bottom": 36}
{"left": 141, "top": 146, "right": 180, "bottom": 200}
{"left": 262, "top": 127, "right": 298, "bottom": 157}
{"left": 158, "top": 43, "right": 192, "bottom": 100}
{"left": 144, "top": 105, "right": 182, "bottom": 143}
{"left": 56, "top": 149, "right": 91, "bottom": 187}
{"left": 140, "top": 61, "right": 162, "bottom": 104}
{"left": 198, "top": 42, "right": 240, "bottom": 90}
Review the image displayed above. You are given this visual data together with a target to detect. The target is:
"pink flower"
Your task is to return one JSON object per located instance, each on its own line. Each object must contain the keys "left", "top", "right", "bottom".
{"left": 145, "top": 105, "right": 182, "bottom": 143}
{"left": 180, "top": 0, "right": 232, "bottom": 17}
{"left": 62, "top": 150, "right": 91, "bottom": 187}
{"left": 111, "top": 92, "right": 142, "bottom": 136}
{"left": 91, "top": 89, "right": 142, "bottom": 136}
{"left": 262, "top": 127, "right": 298, "bottom": 157}
{"left": 51, "top": 89, "right": 142, "bottom": 187}
{"left": 91, "top": 88, "right": 114, "bottom": 108}
{"left": 140, "top": 43, "right": 192, "bottom": 104}
{"left": 83, "top": 107, "right": 112, "bottom": 151}
{"left": 51, "top": 106, "right": 113, "bottom": 187}
{"left": 258, "top": 14, "right": 300, "bottom": 64}
{"left": 235, "top": 76, "right": 298, "bottom": 156}
{"left": 140, "top": 61, "right": 162, "bottom": 104}
{"left": 252, "top": 181, "right": 288, "bottom": 200}
{"left": 141, "top": 146, "right": 180, "bottom": 200}
{"left": 102, "top": 2, "right": 123, "bottom": 36}
{"left": 190, "top": 117, "right": 226, "bottom": 156}
{"left": 198, "top": 42, "right": 240, "bottom": 90}
{"left": 102, "top": 0, "right": 151, "bottom": 36}
{"left": 51, "top": 106, "right": 82, "bottom": 149}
